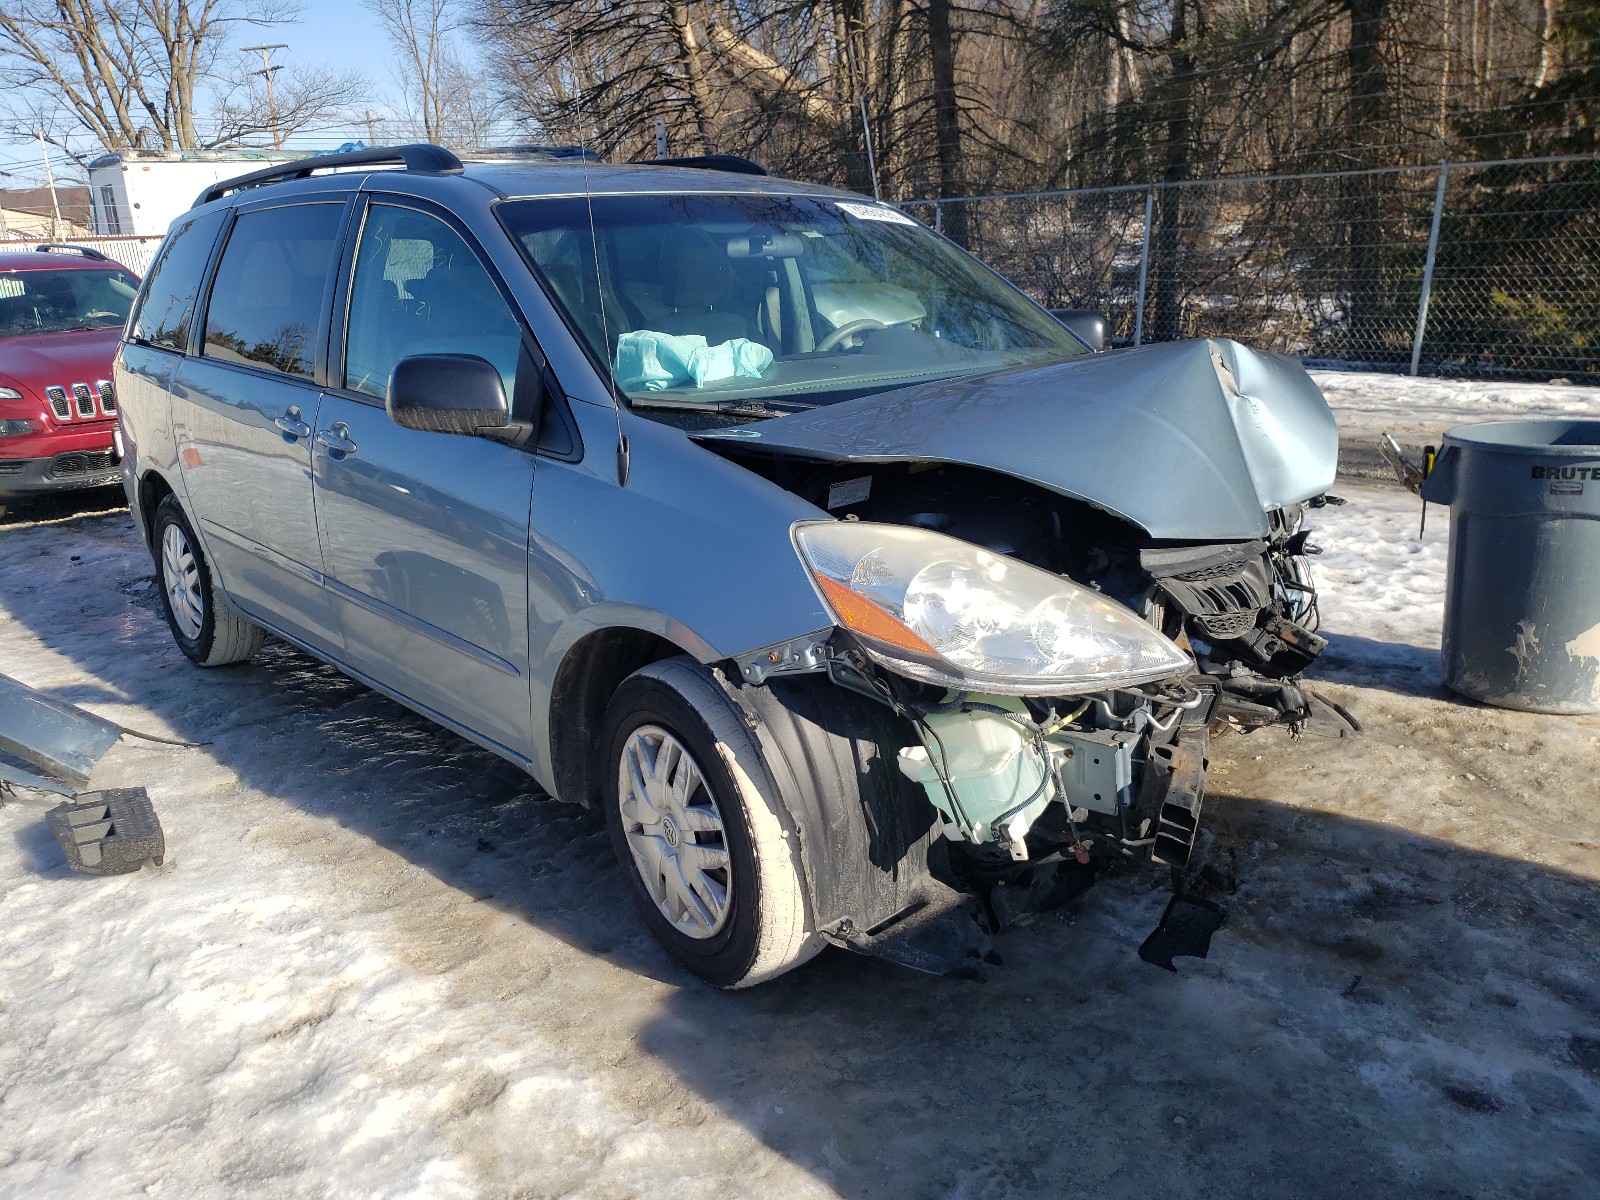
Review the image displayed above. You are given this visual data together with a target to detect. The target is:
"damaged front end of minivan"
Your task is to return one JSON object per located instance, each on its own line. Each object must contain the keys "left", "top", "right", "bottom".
{"left": 727, "top": 535, "right": 1219, "bottom": 978}
{"left": 709, "top": 338, "right": 1355, "bottom": 975}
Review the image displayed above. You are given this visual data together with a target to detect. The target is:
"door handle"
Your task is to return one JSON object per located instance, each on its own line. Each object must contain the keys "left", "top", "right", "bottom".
{"left": 315, "top": 422, "right": 357, "bottom": 457}
{"left": 274, "top": 407, "right": 311, "bottom": 440}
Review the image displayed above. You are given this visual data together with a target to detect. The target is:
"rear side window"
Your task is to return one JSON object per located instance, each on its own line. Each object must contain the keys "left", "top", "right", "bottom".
{"left": 129, "top": 209, "right": 225, "bottom": 351}
{"left": 202, "top": 203, "right": 343, "bottom": 379}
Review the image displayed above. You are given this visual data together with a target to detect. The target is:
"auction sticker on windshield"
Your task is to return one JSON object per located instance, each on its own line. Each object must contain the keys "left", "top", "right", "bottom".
{"left": 837, "top": 200, "right": 919, "bottom": 227}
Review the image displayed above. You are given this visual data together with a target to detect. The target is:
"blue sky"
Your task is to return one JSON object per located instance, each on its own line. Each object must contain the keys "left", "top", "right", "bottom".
{"left": 0, "top": 0, "right": 494, "bottom": 188}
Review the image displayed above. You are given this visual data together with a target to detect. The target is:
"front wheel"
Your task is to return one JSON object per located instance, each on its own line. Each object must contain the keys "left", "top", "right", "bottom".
{"left": 152, "top": 495, "right": 265, "bottom": 667}
{"left": 601, "top": 657, "right": 822, "bottom": 988}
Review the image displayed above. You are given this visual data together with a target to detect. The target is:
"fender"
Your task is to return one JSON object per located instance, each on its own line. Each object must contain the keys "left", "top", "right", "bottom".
{"left": 718, "top": 668, "right": 945, "bottom": 938}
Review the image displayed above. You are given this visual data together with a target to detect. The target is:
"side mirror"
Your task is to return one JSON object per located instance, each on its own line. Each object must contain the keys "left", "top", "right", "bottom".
{"left": 1048, "top": 308, "right": 1107, "bottom": 352}
{"left": 387, "top": 354, "right": 510, "bottom": 436}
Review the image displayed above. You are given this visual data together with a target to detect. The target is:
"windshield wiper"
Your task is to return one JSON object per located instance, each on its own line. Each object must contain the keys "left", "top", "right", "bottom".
{"left": 626, "top": 395, "right": 813, "bottom": 419}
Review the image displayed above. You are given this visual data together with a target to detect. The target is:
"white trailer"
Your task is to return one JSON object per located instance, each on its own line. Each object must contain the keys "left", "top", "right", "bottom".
{"left": 86, "top": 150, "right": 299, "bottom": 238}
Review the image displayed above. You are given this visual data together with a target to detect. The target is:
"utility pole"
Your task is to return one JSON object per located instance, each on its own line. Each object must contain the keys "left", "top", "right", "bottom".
{"left": 359, "top": 111, "right": 382, "bottom": 146}
{"left": 36, "top": 131, "right": 61, "bottom": 238}
{"left": 242, "top": 44, "right": 289, "bottom": 149}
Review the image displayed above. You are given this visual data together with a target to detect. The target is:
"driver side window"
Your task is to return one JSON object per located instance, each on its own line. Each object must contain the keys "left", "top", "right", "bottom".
{"left": 344, "top": 204, "right": 522, "bottom": 400}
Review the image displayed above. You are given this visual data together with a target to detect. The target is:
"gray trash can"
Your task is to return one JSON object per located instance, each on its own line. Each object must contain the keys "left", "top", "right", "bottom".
{"left": 1419, "top": 419, "right": 1600, "bottom": 714}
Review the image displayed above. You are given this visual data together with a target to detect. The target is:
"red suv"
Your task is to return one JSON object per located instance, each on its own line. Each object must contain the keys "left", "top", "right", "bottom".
{"left": 0, "top": 245, "right": 140, "bottom": 518}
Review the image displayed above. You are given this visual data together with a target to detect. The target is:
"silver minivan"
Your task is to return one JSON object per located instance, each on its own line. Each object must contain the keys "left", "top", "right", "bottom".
{"left": 117, "top": 145, "right": 1343, "bottom": 986}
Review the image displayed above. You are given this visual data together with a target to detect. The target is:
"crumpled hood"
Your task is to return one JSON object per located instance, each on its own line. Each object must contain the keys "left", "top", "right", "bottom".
{"left": 695, "top": 338, "right": 1339, "bottom": 540}
{"left": 0, "top": 327, "right": 122, "bottom": 393}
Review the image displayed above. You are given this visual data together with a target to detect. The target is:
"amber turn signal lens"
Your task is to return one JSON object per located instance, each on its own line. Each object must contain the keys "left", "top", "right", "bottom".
{"left": 813, "top": 573, "right": 939, "bottom": 657}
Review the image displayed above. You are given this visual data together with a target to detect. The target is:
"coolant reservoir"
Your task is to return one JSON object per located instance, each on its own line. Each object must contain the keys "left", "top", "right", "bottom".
{"left": 897, "top": 696, "right": 1052, "bottom": 851}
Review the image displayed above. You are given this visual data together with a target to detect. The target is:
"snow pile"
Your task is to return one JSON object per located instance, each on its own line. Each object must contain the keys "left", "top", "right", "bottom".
{"left": 1308, "top": 486, "right": 1445, "bottom": 676}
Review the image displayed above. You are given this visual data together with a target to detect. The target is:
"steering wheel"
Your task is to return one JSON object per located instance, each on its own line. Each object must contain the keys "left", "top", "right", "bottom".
{"left": 815, "top": 318, "right": 888, "bottom": 352}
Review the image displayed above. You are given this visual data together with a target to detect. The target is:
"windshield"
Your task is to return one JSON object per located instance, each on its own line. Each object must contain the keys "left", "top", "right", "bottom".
{"left": 0, "top": 267, "right": 139, "bottom": 338}
{"left": 498, "top": 193, "right": 1088, "bottom": 409}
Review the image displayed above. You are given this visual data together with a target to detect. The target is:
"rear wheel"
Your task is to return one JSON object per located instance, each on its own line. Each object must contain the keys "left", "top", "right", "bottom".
{"left": 153, "top": 495, "right": 265, "bottom": 667}
{"left": 601, "top": 657, "right": 821, "bottom": 988}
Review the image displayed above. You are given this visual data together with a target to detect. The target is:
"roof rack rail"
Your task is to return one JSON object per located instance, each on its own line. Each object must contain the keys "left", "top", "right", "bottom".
{"left": 630, "top": 154, "right": 768, "bottom": 177}
{"left": 193, "top": 143, "right": 465, "bottom": 209}
{"left": 470, "top": 144, "right": 603, "bottom": 163}
{"left": 33, "top": 243, "right": 111, "bottom": 261}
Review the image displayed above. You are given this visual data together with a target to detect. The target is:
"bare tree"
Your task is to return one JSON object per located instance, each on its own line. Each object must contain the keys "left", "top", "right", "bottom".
{"left": 462, "top": 0, "right": 1589, "bottom": 223}
{"left": 363, "top": 0, "right": 493, "bottom": 147}
{"left": 1535, "top": 0, "right": 1561, "bottom": 87}
{"left": 925, "top": 0, "right": 966, "bottom": 242}
{"left": 469, "top": 0, "right": 1022, "bottom": 201}
{"left": 1342, "top": 0, "right": 1393, "bottom": 352}
{"left": 0, "top": 0, "right": 364, "bottom": 152}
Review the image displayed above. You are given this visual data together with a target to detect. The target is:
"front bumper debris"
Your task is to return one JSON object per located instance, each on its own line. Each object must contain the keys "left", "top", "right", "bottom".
{"left": 1138, "top": 892, "right": 1227, "bottom": 971}
{"left": 1148, "top": 707, "right": 1211, "bottom": 868}
{"left": 0, "top": 671, "right": 124, "bottom": 787}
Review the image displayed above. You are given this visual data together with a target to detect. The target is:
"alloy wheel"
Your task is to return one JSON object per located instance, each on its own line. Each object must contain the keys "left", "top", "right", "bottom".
{"left": 616, "top": 724, "right": 732, "bottom": 938}
{"left": 161, "top": 522, "right": 205, "bottom": 641}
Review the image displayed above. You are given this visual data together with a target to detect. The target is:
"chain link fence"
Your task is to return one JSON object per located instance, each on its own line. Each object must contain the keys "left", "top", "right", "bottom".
{"left": 904, "top": 154, "right": 1600, "bottom": 384}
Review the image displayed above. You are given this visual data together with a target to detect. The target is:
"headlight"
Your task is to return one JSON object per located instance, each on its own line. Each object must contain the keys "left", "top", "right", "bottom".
{"left": 794, "top": 521, "right": 1192, "bottom": 695}
{"left": 0, "top": 418, "right": 37, "bottom": 437}
{"left": 0, "top": 387, "right": 23, "bottom": 401}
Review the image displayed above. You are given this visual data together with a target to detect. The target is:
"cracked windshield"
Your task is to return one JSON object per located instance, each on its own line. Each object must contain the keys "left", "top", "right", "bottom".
{"left": 500, "top": 192, "right": 1088, "bottom": 408}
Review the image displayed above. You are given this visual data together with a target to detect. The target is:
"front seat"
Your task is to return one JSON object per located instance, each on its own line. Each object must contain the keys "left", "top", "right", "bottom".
{"left": 28, "top": 275, "right": 77, "bottom": 326}
{"left": 655, "top": 233, "right": 751, "bottom": 344}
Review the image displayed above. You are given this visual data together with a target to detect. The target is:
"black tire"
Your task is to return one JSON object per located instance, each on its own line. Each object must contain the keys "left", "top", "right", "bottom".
{"left": 152, "top": 494, "right": 265, "bottom": 667}
{"left": 601, "top": 657, "right": 822, "bottom": 988}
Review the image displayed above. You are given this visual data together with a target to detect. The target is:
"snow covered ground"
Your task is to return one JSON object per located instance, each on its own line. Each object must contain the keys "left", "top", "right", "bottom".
{"left": 2, "top": 373, "right": 1599, "bottom": 1199}
{"left": 1310, "top": 366, "right": 1600, "bottom": 481}
{"left": 1312, "top": 367, "right": 1600, "bottom": 437}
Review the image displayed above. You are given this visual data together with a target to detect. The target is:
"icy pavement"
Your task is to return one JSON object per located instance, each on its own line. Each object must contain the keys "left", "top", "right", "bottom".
{"left": 2, "top": 480, "right": 1599, "bottom": 1199}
